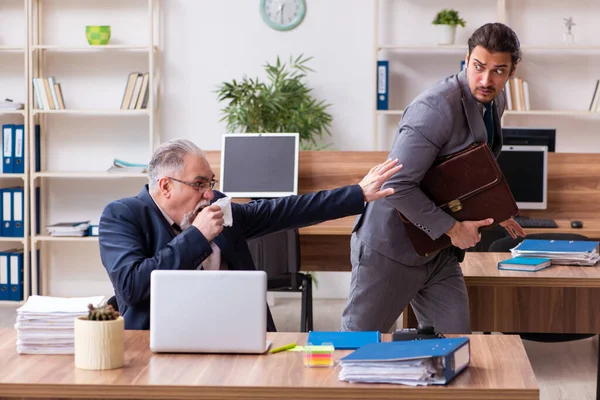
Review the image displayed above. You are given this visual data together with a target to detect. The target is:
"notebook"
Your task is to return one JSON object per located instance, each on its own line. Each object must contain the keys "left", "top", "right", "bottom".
{"left": 306, "top": 331, "right": 380, "bottom": 349}
{"left": 498, "top": 256, "right": 552, "bottom": 272}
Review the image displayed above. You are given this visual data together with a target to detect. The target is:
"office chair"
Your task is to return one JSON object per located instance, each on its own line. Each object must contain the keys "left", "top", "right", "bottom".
{"left": 488, "top": 232, "right": 595, "bottom": 343}
{"left": 466, "top": 225, "right": 509, "bottom": 252}
{"left": 248, "top": 228, "right": 313, "bottom": 332}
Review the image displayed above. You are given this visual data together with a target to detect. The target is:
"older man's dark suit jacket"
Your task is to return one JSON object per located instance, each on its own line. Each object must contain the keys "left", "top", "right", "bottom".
{"left": 99, "top": 184, "right": 365, "bottom": 331}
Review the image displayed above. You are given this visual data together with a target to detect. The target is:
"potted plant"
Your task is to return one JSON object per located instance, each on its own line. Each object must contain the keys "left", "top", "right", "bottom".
{"left": 74, "top": 303, "right": 124, "bottom": 370}
{"left": 216, "top": 54, "right": 333, "bottom": 150}
{"left": 432, "top": 9, "right": 466, "bottom": 45}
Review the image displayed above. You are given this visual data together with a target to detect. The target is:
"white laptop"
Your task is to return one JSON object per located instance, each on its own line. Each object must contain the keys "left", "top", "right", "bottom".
{"left": 150, "top": 270, "right": 270, "bottom": 353}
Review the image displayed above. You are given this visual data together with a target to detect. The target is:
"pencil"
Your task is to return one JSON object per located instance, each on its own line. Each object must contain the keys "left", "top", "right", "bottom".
{"left": 269, "top": 342, "right": 297, "bottom": 353}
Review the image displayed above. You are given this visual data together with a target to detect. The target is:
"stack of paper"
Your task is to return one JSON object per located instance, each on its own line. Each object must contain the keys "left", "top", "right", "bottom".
{"left": 338, "top": 338, "right": 470, "bottom": 386}
{"left": 511, "top": 239, "right": 600, "bottom": 266}
{"left": 15, "top": 295, "right": 105, "bottom": 354}
{"left": 107, "top": 158, "right": 148, "bottom": 174}
{"left": 46, "top": 221, "right": 90, "bottom": 237}
{"left": 0, "top": 100, "right": 24, "bottom": 111}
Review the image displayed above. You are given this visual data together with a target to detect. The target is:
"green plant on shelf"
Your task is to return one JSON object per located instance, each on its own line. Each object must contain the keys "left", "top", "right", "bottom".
{"left": 432, "top": 9, "right": 466, "bottom": 27}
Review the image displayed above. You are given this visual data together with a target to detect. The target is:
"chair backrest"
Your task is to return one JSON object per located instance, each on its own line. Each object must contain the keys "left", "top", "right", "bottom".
{"left": 247, "top": 229, "right": 301, "bottom": 277}
{"left": 489, "top": 233, "right": 590, "bottom": 252}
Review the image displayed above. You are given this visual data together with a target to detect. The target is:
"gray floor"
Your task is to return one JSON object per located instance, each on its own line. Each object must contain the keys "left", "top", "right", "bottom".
{"left": 1, "top": 299, "right": 597, "bottom": 399}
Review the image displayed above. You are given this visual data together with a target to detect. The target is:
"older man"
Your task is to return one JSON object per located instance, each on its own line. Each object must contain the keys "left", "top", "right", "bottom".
{"left": 99, "top": 138, "right": 401, "bottom": 330}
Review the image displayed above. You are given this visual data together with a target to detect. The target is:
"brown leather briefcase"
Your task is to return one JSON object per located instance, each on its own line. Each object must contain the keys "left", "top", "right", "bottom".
{"left": 397, "top": 142, "right": 518, "bottom": 257}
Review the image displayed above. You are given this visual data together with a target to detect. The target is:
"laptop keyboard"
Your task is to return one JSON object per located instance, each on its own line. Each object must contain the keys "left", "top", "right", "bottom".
{"left": 514, "top": 217, "right": 558, "bottom": 228}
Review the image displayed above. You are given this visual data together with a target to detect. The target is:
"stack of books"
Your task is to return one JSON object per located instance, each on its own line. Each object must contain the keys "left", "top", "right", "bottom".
{"left": 338, "top": 337, "right": 470, "bottom": 386}
{"left": 15, "top": 295, "right": 105, "bottom": 354}
{"left": 120, "top": 72, "right": 149, "bottom": 110}
{"left": 510, "top": 239, "right": 600, "bottom": 266}
{"left": 32, "top": 77, "right": 66, "bottom": 110}
{"left": 46, "top": 221, "right": 90, "bottom": 237}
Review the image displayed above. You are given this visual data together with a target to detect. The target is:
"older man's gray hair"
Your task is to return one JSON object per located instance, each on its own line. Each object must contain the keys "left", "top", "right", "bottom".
{"left": 148, "top": 139, "right": 205, "bottom": 191}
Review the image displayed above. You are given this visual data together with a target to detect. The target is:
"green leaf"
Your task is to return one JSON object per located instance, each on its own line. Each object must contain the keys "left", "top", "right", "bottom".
{"left": 216, "top": 54, "right": 333, "bottom": 148}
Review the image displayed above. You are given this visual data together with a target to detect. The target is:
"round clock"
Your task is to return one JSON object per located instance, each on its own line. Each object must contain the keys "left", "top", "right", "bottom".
{"left": 260, "top": 0, "right": 306, "bottom": 31}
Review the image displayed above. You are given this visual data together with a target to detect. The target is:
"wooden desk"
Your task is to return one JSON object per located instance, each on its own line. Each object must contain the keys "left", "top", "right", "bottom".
{"left": 298, "top": 217, "right": 600, "bottom": 271}
{"left": 0, "top": 329, "right": 538, "bottom": 400}
{"left": 206, "top": 150, "right": 600, "bottom": 272}
{"left": 401, "top": 252, "right": 600, "bottom": 334}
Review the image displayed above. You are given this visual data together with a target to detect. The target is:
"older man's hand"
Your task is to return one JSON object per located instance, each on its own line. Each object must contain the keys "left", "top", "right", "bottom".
{"left": 359, "top": 158, "right": 402, "bottom": 203}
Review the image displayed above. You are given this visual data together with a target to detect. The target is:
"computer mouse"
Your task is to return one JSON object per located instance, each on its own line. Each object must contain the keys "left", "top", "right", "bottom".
{"left": 571, "top": 220, "right": 583, "bottom": 229}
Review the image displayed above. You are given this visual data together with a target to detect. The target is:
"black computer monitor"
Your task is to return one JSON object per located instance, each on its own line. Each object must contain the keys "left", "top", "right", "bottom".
{"left": 502, "top": 127, "right": 556, "bottom": 152}
{"left": 220, "top": 133, "right": 299, "bottom": 198}
{"left": 497, "top": 145, "right": 548, "bottom": 210}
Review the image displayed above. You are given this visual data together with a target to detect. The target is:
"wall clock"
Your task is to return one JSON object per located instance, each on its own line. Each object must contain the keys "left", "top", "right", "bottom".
{"left": 260, "top": 0, "right": 306, "bottom": 31}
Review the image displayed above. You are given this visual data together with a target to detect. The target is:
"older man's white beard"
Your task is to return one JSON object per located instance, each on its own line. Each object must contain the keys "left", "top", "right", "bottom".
{"left": 179, "top": 200, "right": 211, "bottom": 230}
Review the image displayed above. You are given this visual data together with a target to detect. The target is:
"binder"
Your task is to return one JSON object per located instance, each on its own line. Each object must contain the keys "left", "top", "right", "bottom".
{"left": 35, "top": 125, "right": 41, "bottom": 172}
{"left": 2, "top": 124, "right": 14, "bottom": 173}
{"left": 2, "top": 189, "right": 12, "bottom": 237}
{"left": 0, "top": 252, "right": 8, "bottom": 300}
{"left": 514, "top": 239, "right": 599, "bottom": 254}
{"left": 13, "top": 124, "right": 24, "bottom": 174}
{"left": 377, "top": 60, "right": 389, "bottom": 110}
{"left": 340, "top": 337, "right": 470, "bottom": 385}
{"left": 13, "top": 188, "right": 24, "bottom": 238}
{"left": 8, "top": 249, "right": 24, "bottom": 301}
{"left": 28, "top": 250, "right": 40, "bottom": 297}
{"left": 307, "top": 331, "right": 380, "bottom": 349}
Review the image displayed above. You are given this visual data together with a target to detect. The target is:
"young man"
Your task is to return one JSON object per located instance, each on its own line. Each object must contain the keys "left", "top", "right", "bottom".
{"left": 99, "top": 138, "right": 401, "bottom": 331}
{"left": 342, "top": 23, "right": 527, "bottom": 334}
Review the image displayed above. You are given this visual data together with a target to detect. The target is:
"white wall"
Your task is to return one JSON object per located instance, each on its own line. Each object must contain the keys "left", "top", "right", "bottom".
{"left": 162, "top": 0, "right": 374, "bottom": 151}
{"left": 1, "top": 0, "right": 597, "bottom": 299}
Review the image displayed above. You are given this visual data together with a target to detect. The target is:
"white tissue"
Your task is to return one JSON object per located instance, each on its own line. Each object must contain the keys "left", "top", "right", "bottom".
{"left": 213, "top": 196, "right": 233, "bottom": 227}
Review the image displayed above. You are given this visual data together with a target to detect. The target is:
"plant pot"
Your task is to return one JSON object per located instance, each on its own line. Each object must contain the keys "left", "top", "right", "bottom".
{"left": 436, "top": 24, "right": 456, "bottom": 45}
{"left": 74, "top": 316, "right": 124, "bottom": 370}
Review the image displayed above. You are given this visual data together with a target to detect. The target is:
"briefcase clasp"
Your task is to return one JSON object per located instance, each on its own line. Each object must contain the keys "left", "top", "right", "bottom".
{"left": 448, "top": 199, "right": 463, "bottom": 213}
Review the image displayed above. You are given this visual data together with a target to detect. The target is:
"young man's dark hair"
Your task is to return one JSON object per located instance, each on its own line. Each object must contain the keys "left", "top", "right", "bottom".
{"left": 468, "top": 22, "right": 522, "bottom": 71}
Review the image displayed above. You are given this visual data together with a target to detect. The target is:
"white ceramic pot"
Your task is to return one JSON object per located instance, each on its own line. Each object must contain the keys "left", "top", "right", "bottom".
{"left": 74, "top": 316, "right": 124, "bottom": 370}
{"left": 436, "top": 24, "right": 457, "bottom": 45}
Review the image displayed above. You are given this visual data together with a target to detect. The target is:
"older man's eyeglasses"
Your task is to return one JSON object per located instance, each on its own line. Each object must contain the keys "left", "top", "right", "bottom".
{"left": 166, "top": 177, "right": 217, "bottom": 191}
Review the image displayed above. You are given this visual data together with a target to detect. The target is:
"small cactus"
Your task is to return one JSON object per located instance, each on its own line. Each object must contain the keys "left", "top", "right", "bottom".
{"left": 87, "top": 303, "right": 120, "bottom": 321}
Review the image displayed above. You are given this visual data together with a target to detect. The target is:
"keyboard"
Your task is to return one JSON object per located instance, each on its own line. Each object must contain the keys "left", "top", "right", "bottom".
{"left": 514, "top": 217, "right": 559, "bottom": 228}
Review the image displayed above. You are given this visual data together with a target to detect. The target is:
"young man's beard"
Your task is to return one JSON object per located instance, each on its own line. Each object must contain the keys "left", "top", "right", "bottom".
{"left": 179, "top": 199, "right": 211, "bottom": 230}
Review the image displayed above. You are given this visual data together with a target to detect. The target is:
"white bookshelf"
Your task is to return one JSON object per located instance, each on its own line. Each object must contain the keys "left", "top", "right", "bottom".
{"left": 0, "top": 0, "right": 30, "bottom": 304}
{"left": 373, "top": 0, "right": 600, "bottom": 150}
{"left": 33, "top": 172, "right": 148, "bottom": 179}
{"left": 32, "top": 109, "right": 151, "bottom": 116}
{"left": 28, "top": 0, "right": 161, "bottom": 296}
{"left": 377, "top": 110, "right": 600, "bottom": 118}
{"left": 33, "top": 235, "right": 99, "bottom": 243}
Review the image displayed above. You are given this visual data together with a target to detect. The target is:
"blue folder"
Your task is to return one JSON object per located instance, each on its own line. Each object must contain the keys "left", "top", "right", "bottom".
{"left": 340, "top": 337, "right": 470, "bottom": 385}
{"left": 516, "top": 239, "right": 598, "bottom": 254}
{"left": 306, "top": 331, "right": 380, "bottom": 349}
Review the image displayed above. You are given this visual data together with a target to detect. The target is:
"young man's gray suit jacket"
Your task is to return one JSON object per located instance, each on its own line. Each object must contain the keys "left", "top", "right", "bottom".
{"left": 354, "top": 70, "right": 506, "bottom": 266}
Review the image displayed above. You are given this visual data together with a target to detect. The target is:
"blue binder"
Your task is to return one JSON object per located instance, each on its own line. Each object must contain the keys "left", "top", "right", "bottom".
{"left": 35, "top": 125, "right": 41, "bottom": 172}
{"left": 12, "top": 188, "right": 24, "bottom": 238}
{"left": 13, "top": 124, "right": 24, "bottom": 174}
{"left": 8, "top": 249, "right": 23, "bottom": 301}
{"left": 340, "top": 337, "right": 470, "bottom": 385}
{"left": 1, "top": 188, "right": 12, "bottom": 237}
{"left": 0, "top": 252, "right": 8, "bottom": 300}
{"left": 377, "top": 60, "right": 389, "bottom": 110}
{"left": 516, "top": 239, "right": 599, "bottom": 254}
{"left": 307, "top": 331, "right": 380, "bottom": 349}
{"left": 2, "top": 124, "right": 14, "bottom": 173}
